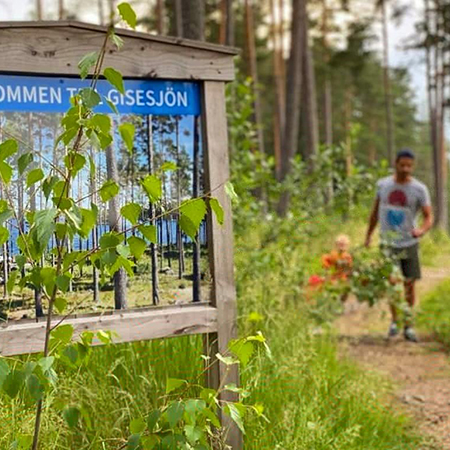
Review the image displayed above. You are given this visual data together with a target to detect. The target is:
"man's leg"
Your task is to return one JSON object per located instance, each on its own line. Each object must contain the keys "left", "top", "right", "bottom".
{"left": 404, "top": 278, "right": 416, "bottom": 328}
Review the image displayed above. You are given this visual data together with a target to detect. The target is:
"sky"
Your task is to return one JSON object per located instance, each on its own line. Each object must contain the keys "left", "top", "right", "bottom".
{"left": 0, "top": 0, "right": 429, "bottom": 115}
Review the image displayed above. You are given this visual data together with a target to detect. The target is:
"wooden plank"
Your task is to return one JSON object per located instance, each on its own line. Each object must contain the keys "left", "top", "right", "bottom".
{"left": 0, "top": 26, "right": 235, "bottom": 81}
{"left": 202, "top": 81, "right": 242, "bottom": 449}
{"left": 0, "top": 21, "right": 240, "bottom": 56}
{"left": 0, "top": 304, "right": 217, "bottom": 356}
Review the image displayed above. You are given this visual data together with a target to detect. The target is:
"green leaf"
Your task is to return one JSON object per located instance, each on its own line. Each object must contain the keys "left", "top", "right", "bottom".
{"left": 18, "top": 152, "right": 34, "bottom": 175}
{"left": 225, "top": 182, "right": 239, "bottom": 203}
{"left": 121, "top": 203, "right": 141, "bottom": 225}
{"left": 100, "top": 180, "right": 119, "bottom": 202}
{"left": 51, "top": 325, "right": 73, "bottom": 346}
{"left": 6, "top": 270, "right": 18, "bottom": 295}
{"left": 54, "top": 297, "right": 67, "bottom": 314}
{"left": 139, "top": 225, "right": 157, "bottom": 244}
{"left": 43, "top": 175, "right": 59, "bottom": 200}
{"left": 104, "top": 67, "right": 125, "bottom": 94}
{"left": 128, "top": 236, "right": 147, "bottom": 259}
{"left": 64, "top": 152, "right": 86, "bottom": 178}
{"left": 33, "top": 208, "right": 57, "bottom": 248}
{"left": 0, "top": 140, "right": 18, "bottom": 160}
{"left": 63, "top": 345, "right": 78, "bottom": 365}
{"left": 10, "top": 434, "right": 33, "bottom": 450}
{"left": 0, "top": 226, "right": 9, "bottom": 246}
{"left": 130, "top": 417, "right": 146, "bottom": 434}
{"left": 100, "top": 232, "right": 121, "bottom": 249}
{"left": 27, "top": 374, "right": 44, "bottom": 401}
{"left": 118, "top": 2, "right": 137, "bottom": 28}
{"left": 166, "top": 401, "right": 185, "bottom": 428}
{"left": 147, "top": 410, "right": 161, "bottom": 433}
{"left": 184, "top": 399, "right": 206, "bottom": 417}
{"left": 180, "top": 199, "right": 207, "bottom": 228}
{"left": 119, "top": 123, "right": 135, "bottom": 154}
{"left": 110, "top": 32, "right": 124, "bottom": 49}
{"left": 105, "top": 97, "right": 119, "bottom": 114}
{"left": 209, "top": 198, "right": 224, "bottom": 225}
{"left": 63, "top": 406, "right": 80, "bottom": 428}
{"left": 56, "top": 274, "right": 71, "bottom": 293}
{"left": 2, "top": 370, "right": 25, "bottom": 399}
{"left": 79, "top": 208, "right": 98, "bottom": 237}
{"left": 166, "top": 378, "right": 187, "bottom": 394}
{"left": 78, "top": 51, "right": 98, "bottom": 79}
{"left": 0, "top": 357, "right": 10, "bottom": 388}
{"left": 229, "top": 340, "right": 254, "bottom": 367}
{"left": 201, "top": 408, "right": 221, "bottom": 428}
{"left": 216, "top": 353, "right": 238, "bottom": 366}
{"left": 161, "top": 161, "right": 177, "bottom": 172}
{"left": 80, "top": 88, "right": 101, "bottom": 108}
{"left": 127, "top": 434, "right": 141, "bottom": 450}
{"left": 141, "top": 175, "right": 162, "bottom": 203}
{"left": 97, "top": 330, "right": 115, "bottom": 345}
{"left": 89, "top": 114, "right": 111, "bottom": 134}
{"left": 26, "top": 168, "right": 44, "bottom": 188}
{"left": 224, "top": 403, "right": 246, "bottom": 434}
{"left": 184, "top": 425, "right": 203, "bottom": 445}
{"left": 179, "top": 215, "right": 197, "bottom": 242}
{"left": 0, "top": 161, "right": 13, "bottom": 184}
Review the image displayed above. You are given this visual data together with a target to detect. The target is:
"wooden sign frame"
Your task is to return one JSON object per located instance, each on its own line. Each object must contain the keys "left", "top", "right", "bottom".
{"left": 0, "top": 21, "right": 241, "bottom": 448}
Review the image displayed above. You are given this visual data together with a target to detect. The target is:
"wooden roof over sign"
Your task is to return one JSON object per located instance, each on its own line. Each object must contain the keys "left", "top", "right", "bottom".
{"left": 0, "top": 21, "right": 238, "bottom": 81}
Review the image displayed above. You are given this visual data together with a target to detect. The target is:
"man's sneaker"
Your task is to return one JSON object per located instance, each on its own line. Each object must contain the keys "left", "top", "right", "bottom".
{"left": 404, "top": 327, "right": 419, "bottom": 343}
{"left": 388, "top": 322, "right": 399, "bottom": 338}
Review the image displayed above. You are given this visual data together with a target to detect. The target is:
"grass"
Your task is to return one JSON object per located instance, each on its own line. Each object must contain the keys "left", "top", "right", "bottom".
{"left": 0, "top": 208, "right": 431, "bottom": 449}
{"left": 417, "top": 278, "right": 450, "bottom": 349}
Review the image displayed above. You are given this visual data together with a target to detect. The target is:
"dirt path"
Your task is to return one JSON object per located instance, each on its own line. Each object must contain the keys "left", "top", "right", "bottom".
{"left": 337, "top": 267, "right": 450, "bottom": 449}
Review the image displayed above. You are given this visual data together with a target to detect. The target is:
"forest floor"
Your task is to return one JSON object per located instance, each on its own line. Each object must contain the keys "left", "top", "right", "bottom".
{"left": 337, "top": 266, "right": 450, "bottom": 449}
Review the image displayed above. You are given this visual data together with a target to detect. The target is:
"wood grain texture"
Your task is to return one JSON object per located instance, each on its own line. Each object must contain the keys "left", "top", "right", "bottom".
{"left": 0, "top": 305, "right": 217, "bottom": 356}
{"left": 0, "top": 24, "right": 236, "bottom": 81}
{"left": 202, "top": 81, "right": 242, "bottom": 449}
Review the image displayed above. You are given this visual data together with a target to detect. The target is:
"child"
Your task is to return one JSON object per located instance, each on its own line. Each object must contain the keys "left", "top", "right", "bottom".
{"left": 321, "top": 234, "right": 353, "bottom": 282}
{"left": 306, "top": 235, "right": 353, "bottom": 302}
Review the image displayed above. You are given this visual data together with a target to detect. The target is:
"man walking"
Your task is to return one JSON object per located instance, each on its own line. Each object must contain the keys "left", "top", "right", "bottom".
{"left": 365, "top": 149, "right": 434, "bottom": 342}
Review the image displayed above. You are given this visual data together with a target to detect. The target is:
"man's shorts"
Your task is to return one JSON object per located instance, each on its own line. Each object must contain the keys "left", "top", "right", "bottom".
{"left": 386, "top": 244, "right": 421, "bottom": 280}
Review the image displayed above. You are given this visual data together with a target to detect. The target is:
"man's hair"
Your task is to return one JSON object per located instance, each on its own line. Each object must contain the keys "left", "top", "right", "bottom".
{"left": 396, "top": 148, "right": 415, "bottom": 162}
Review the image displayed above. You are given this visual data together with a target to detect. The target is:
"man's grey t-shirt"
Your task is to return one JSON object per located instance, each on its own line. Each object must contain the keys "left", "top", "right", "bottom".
{"left": 376, "top": 176, "right": 431, "bottom": 248}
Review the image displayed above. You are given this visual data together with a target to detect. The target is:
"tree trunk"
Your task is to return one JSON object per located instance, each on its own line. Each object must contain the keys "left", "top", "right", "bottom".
{"left": 244, "top": 0, "right": 265, "bottom": 156}
{"left": 192, "top": 116, "right": 201, "bottom": 303}
{"left": 176, "top": 118, "right": 185, "bottom": 279}
{"left": 381, "top": 0, "right": 395, "bottom": 165}
{"left": 322, "top": 0, "right": 333, "bottom": 147}
{"left": 270, "top": 0, "right": 284, "bottom": 178}
{"left": 277, "top": 0, "right": 306, "bottom": 215}
{"left": 219, "top": 0, "right": 235, "bottom": 46}
{"left": 146, "top": 115, "right": 159, "bottom": 305}
{"left": 302, "top": 21, "right": 319, "bottom": 162}
{"left": 89, "top": 148, "right": 100, "bottom": 304}
{"left": 105, "top": 143, "right": 127, "bottom": 310}
{"left": 58, "top": 0, "right": 64, "bottom": 20}
{"left": 181, "top": 0, "right": 205, "bottom": 41}
{"left": 156, "top": 0, "right": 165, "bottom": 34}
{"left": 98, "top": 0, "right": 105, "bottom": 25}
{"left": 36, "top": 0, "right": 43, "bottom": 20}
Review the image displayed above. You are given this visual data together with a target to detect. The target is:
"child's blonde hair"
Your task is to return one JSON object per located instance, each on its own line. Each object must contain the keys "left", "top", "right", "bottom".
{"left": 335, "top": 234, "right": 350, "bottom": 249}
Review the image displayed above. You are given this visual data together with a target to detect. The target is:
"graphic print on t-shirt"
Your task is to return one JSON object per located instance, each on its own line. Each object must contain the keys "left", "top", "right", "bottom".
{"left": 386, "top": 190, "right": 407, "bottom": 229}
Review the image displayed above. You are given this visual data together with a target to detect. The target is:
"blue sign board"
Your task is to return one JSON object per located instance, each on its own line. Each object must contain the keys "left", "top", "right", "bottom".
{"left": 0, "top": 75, "right": 201, "bottom": 116}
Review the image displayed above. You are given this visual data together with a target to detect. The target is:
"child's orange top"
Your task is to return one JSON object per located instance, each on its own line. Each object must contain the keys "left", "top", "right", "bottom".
{"left": 321, "top": 250, "right": 353, "bottom": 280}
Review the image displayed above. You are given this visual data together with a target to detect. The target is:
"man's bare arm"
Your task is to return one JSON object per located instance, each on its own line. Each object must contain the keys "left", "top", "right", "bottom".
{"left": 365, "top": 198, "right": 380, "bottom": 247}
{"left": 412, "top": 205, "right": 434, "bottom": 238}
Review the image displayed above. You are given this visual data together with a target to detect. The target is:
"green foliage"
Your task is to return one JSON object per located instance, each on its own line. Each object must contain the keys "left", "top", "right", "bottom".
{"left": 417, "top": 279, "right": 450, "bottom": 348}
{"left": 118, "top": 2, "right": 137, "bottom": 29}
{"left": 104, "top": 67, "right": 125, "bottom": 94}
{"left": 123, "top": 334, "right": 268, "bottom": 449}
